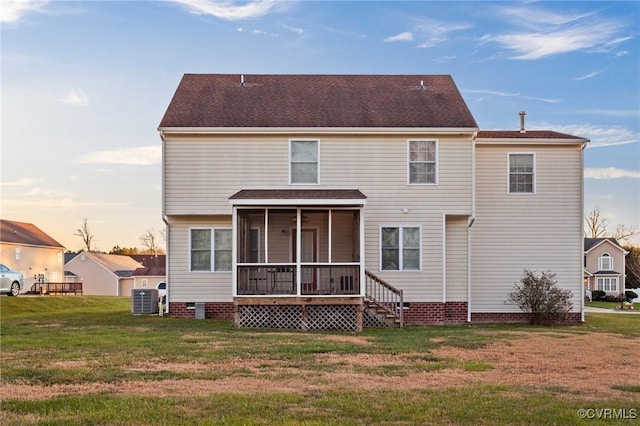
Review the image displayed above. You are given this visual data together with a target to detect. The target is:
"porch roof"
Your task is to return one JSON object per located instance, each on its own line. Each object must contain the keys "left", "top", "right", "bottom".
{"left": 229, "top": 189, "right": 367, "bottom": 206}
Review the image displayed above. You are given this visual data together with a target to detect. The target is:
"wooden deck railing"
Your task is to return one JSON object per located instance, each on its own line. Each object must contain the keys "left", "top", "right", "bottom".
{"left": 364, "top": 270, "right": 403, "bottom": 327}
{"left": 30, "top": 282, "right": 83, "bottom": 295}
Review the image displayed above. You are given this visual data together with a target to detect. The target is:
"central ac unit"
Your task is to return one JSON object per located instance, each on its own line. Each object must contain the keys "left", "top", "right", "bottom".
{"left": 131, "top": 289, "right": 159, "bottom": 314}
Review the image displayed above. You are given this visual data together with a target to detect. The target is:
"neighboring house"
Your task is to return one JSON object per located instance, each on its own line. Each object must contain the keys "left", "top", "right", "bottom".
{"left": 584, "top": 238, "right": 627, "bottom": 297}
{"left": 0, "top": 219, "right": 65, "bottom": 292}
{"left": 158, "top": 74, "right": 588, "bottom": 329}
{"left": 64, "top": 252, "right": 143, "bottom": 296}
{"left": 131, "top": 254, "right": 166, "bottom": 292}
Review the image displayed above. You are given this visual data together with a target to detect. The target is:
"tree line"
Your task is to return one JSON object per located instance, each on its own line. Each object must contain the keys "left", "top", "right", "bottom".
{"left": 70, "top": 218, "right": 165, "bottom": 256}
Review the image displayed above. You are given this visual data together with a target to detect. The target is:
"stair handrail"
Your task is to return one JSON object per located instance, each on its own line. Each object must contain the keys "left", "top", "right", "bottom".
{"left": 364, "top": 270, "right": 403, "bottom": 327}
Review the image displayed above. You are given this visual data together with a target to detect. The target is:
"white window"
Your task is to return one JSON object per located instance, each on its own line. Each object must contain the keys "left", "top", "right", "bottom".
{"left": 15, "top": 247, "right": 21, "bottom": 260}
{"left": 598, "top": 253, "right": 613, "bottom": 271}
{"left": 380, "top": 226, "right": 421, "bottom": 271}
{"left": 290, "top": 140, "right": 319, "bottom": 184}
{"left": 508, "top": 153, "right": 535, "bottom": 194}
{"left": 190, "top": 228, "right": 232, "bottom": 272}
{"left": 596, "top": 277, "right": 618, "bottom": 292}
{"left": 408, "top": 140, "right": 437, "bottom": 184}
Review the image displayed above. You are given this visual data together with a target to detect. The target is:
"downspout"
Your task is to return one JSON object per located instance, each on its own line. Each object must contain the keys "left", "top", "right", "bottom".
{"left": 580, "top": 141, "right": 588, "bottom": 323}
{"left": 160, "top": 130, "right": 170, "bottom": 315}
{"left": 468, "top": 131, "right": 477, "bottom": 323}
{"left": 442, "top": 214, "right": 446, "bottom": 305}
{"left": 163, "top": 214, "right": 170, "bottom": 315}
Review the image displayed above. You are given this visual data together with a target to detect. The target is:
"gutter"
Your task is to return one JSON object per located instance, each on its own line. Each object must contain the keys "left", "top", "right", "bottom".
{"left": 162, "top": 214, "right": 170, "bottom": 315}
{"left": 158, "top": 126, "right": 479, "bottom": 136}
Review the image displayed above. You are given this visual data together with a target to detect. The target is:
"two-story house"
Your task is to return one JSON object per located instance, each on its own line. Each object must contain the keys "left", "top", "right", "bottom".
{"left": 584, "top": 238, "right": 627, "bottom": 297}
{"left": 158, "top": 74, "right": 588, "bottom": 330}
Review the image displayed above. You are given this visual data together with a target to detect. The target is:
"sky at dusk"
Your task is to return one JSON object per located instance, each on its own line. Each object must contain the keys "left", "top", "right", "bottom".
{"left": 1, "top": 0, "right": 639, "bottom": 251}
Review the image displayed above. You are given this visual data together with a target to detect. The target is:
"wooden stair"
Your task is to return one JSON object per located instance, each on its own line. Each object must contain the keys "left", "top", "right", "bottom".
{"left": 364, "top": 270, "right": 403, "bottom": 328}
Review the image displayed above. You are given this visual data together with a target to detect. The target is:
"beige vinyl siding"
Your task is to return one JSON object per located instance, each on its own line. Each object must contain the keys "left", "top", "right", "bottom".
{"left": 164, "top": 134, "right": 473, "bottom": 303}
{"left": 64, "top": 255, "right": 119, "bottom": 296}
{"left": 1, "top": 244, "right": 64, "bottom": 292}
{"left": 445, "top": 216, "right": 468, "bottom": 301}
{"left": 168, "top": 216, "right": 233, "bottom": 303}
{"left": 471, "top": 143, "right": 584, "bottom": 312}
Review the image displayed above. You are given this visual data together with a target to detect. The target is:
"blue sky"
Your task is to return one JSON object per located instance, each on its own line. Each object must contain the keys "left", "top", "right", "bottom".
{"left": 1, "top": 0, "right": 639, "bottom": 251}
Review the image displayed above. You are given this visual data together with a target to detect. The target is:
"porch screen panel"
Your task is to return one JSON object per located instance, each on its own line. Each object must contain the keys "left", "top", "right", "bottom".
{"left": 303, "top": 210, "right": 329, "bottom": 263}
{"left": 331, "top": 210, "right": 359, "bottom": 262}
{"left": 267, "top": 210, "right": 296, "bottom": 263}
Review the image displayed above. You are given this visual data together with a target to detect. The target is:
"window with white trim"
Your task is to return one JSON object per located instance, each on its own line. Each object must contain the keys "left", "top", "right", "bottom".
{"left": 508, "top": 153, "right": 535, "bottom": 193}
{"left": 190, "top": 228, "right": 232, "bottom": 272}
{"left": 408, "top": 140, "right": 437, "bottom": 184}
{"left": 380, "top": 226, "right": 421, "bottom": 271}
{"left": 290, "top": 140, "right": 318, "bottom": 184}
{"left": 596, "top": 277, "right": 618, "bottom": 292}
{"left": 598, "top": 253, "right": 613, "bottom": 270}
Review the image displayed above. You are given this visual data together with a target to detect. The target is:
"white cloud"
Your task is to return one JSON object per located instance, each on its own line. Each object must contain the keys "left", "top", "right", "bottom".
{"left": 575, "top": 70, "right": 603, "bottom": 81}
{"left": 0, "top": 0, "right": 49, "bottom": 23}
{"left": 169, "top": 0, "right": 290, "bottom": 21}
{"left": 0, "top": 177, "right": 43, "bottom": 187}
{"left": 585, "top": 168, "right": 640, "bottom": 180}
{"left": 59, "top": 89, "right": 89, "bottom": 107}
{"left": 384, "top": 31, "right": 413, "bottom": 42}
{"left": 281, "top": 23, "right": 303, "bottom": 35}
{"left": 464, "top": 89, "right": 558, "bottom": 103}
{"left": 549, "top": 124, "right": 639, "bottom": 148}
{"left": 480, "top": 4, "right": 629, "bottom": 60}
{"left": 77, "top": 146, "right": 161, "bottom": 166}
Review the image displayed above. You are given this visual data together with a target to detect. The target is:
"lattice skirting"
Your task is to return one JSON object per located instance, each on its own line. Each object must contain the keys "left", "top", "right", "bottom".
{"left": 237, "top": 304, "right": 360, "bottom": 331}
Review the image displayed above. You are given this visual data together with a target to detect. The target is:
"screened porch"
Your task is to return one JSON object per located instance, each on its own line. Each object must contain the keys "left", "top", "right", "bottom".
{"left": 230, "top": 190, "right": 367, "bottom": 298}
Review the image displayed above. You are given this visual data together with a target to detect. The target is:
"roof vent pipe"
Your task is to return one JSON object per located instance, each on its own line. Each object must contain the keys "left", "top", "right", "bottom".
{"left": 240, "top": 74, "right": 246, "bottom": 87}
{"left": 519, "top": 111, "right": 526, "bottom": 133}
{"left": 419, "top": 80, "right": 425, "bottom": 90}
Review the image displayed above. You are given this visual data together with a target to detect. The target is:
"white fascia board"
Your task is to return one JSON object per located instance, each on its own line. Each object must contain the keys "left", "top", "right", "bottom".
{"left": 230, "top": 198, "right": 366, "bottom": 206}
{"left": 158, "top": 127, "right": 478, "bottom": 136}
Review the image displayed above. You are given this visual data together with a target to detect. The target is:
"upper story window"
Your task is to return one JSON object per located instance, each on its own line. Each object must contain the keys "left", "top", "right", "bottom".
{"left": 290, "top": 140, "right": 319, "bottom": 184}
{"left": 408, "top": 140, "right": 437, "bottom": 184}
{"left": 598, "top": 253, "right": 613, "bottom": 271}
{"left": 380, "top": 226, "right": 421, "bottom": 271}
{"left": 190, "top": 228, "right": 232, "bottom": 272}
{"left": 508, "top": 153, "right": 535, "bottom": 194}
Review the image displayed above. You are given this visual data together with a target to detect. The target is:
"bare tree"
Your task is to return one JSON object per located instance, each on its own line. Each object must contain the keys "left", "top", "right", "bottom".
{"left": 140, "top": 228, "right": 159, "bottom": 255}
{"left": 585, "top": 207, "right": 639, "bottom": 244}
{"left": 584, "top": 207, "right": 608, "bottom": 238}
{"left": 612, "top": 224, "right": 639, "bottom": 243}
{"left": 75, "top": 218, "right": 95, "bottom": 252}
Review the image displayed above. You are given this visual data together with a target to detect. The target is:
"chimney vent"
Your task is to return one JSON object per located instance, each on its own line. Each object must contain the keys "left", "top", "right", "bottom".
{"left": 519, "top": 111, "right": 526, "bottom": 133}
{"left": 419, "top": 80, "right": 425, "bottom": 90}
{"left": 239, "top": 74, "right": 246, "bottom": 87}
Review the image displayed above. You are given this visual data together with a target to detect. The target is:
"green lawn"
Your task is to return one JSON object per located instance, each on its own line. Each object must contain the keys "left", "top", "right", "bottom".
{"left": 586, "top": 300, "right": 640, "bottom": 310}
{"left": 1, "top": 296, "right": 639, "bottom": 425}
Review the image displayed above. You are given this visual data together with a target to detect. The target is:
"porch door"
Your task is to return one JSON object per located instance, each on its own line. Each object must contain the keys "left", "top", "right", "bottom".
{"left": 293, "top": 229, "right": 317, "bottom": 293}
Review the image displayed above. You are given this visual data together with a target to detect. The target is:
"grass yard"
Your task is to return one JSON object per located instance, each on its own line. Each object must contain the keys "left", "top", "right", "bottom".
{"left": 586, "top": 300, "right": 640, "bottom": 310}
{"left": 1, "top": 296, "right": 639, "bottom": 425}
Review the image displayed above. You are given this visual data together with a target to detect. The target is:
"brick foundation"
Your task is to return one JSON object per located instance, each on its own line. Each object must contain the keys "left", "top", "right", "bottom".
{"left": 471, "top": 312, "right": 582, "bottom": 325}
{"left": 169, "top": 302, "right": 234, "bottom": 319}
{"left": 403, "top": 302, "right": 468, "bottom": 325}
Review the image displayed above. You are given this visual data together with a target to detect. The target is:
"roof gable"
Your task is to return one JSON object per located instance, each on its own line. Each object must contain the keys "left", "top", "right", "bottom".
{"left": 0, "top": 219, "right": 64, "bottom": 248}
{"left": 584, "top": 238, "right": 625, "bottom": 253}
{"left": 159, "top": 74, "right": 478, "bottom": 129}
{"left": 70, "top": 252, "right": 143, "bottom": 275}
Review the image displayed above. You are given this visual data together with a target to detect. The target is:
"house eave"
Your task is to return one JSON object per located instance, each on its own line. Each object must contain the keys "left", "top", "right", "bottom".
{"left": 230, "top": 199, "right": 367, "bottom": 207}
{"left": 476, "top": 138, "right": 589, "bottom": 145}
{"left": 158, "top": 126, "right": 479, "bottom": 136}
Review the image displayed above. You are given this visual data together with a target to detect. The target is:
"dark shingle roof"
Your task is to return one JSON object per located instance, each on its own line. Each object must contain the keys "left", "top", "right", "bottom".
{"left": 159, "top": 74, "right": 478, "bottom": 129}
{"left": 0, "top": 219, "right": 64, "bottom": 248}
{"left": 477, "top": 130, "right": 586, "bottom": 140}
{"left": 230, "top": 189, "right": 367, "bottom": 200}
{"left": 584, "top": 237, "right": 624, "bottom": 251}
